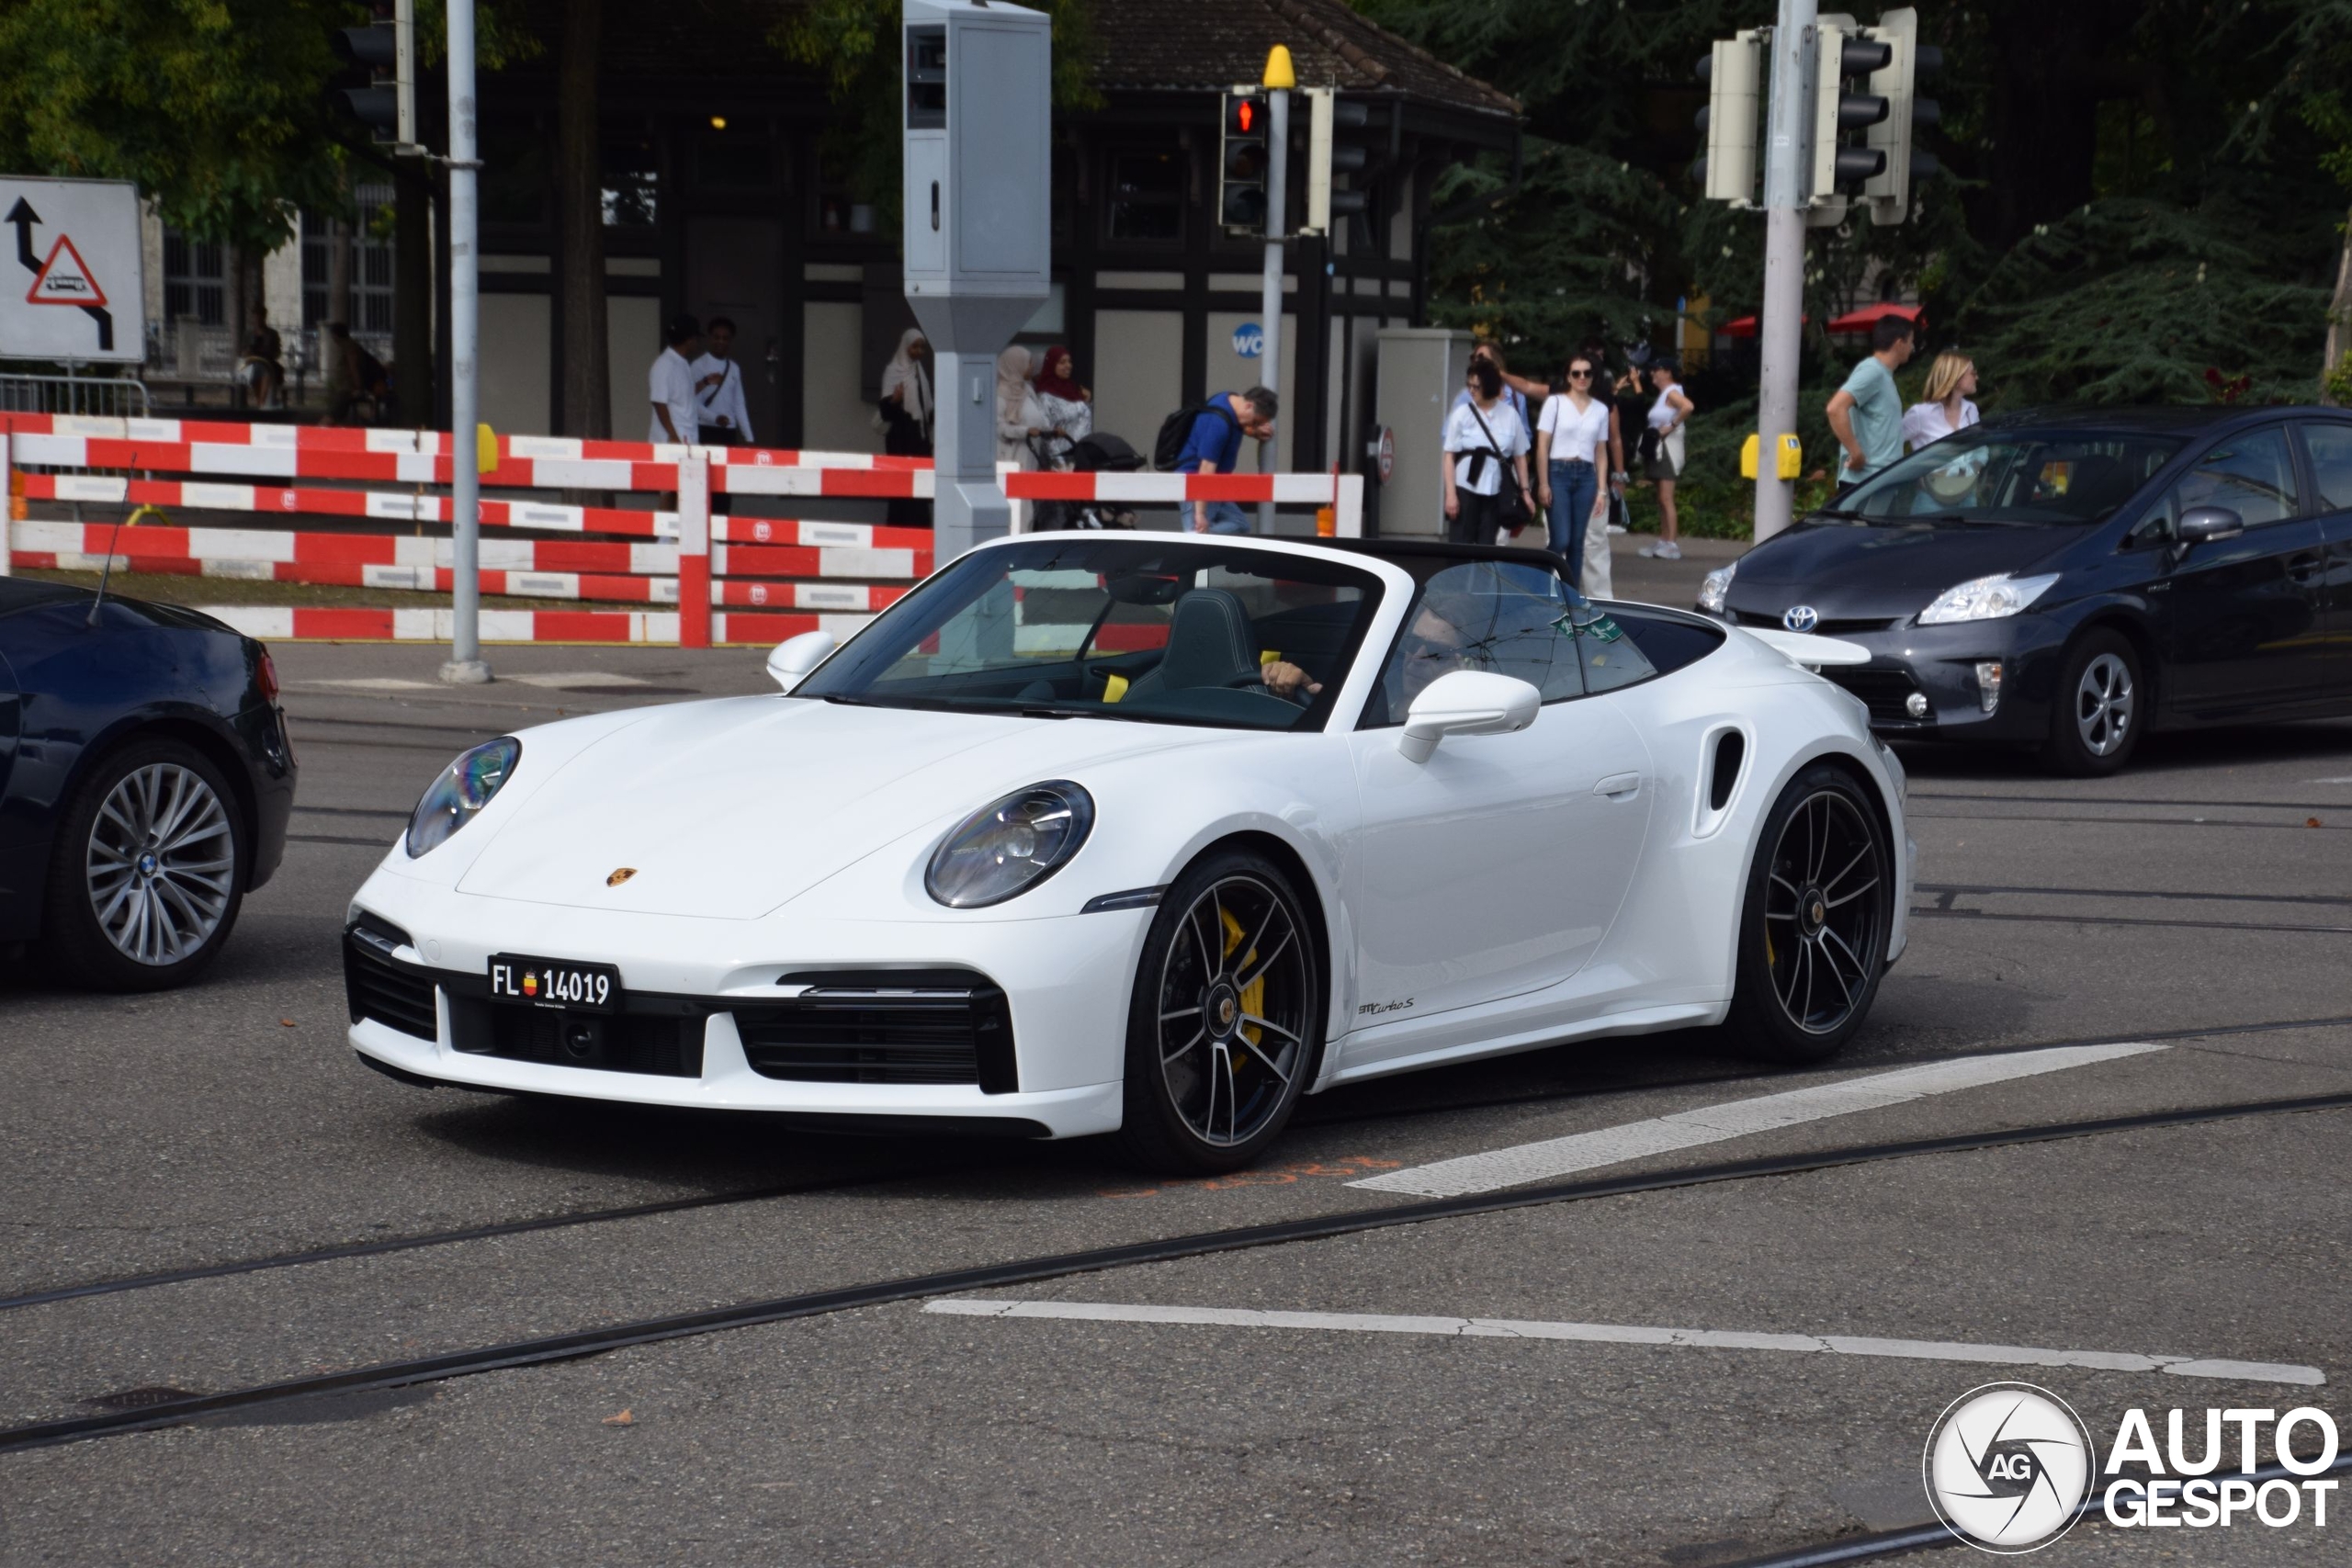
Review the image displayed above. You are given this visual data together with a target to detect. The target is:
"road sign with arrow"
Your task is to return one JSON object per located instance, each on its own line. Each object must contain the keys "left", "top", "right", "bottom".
{"left": 0, "top": 176, "right": 143, "bottom": 364}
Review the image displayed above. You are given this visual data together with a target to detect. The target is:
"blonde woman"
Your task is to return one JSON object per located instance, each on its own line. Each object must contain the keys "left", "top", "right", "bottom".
{"left": 1903, "top": 353, "right": 1981, "bottom": 450}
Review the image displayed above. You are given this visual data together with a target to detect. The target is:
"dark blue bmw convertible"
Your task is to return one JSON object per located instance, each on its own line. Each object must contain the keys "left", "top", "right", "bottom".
{"left": 0, "top": 577, "right": 296, "bottom": 988}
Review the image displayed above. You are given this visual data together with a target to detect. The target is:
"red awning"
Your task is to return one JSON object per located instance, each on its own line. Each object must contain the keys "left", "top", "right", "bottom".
{"left": 1715, "top": 301, "right": 1921, "bottom": 340}
{"left": 1826, "top": 301, "right": 1924, "bottom": 334}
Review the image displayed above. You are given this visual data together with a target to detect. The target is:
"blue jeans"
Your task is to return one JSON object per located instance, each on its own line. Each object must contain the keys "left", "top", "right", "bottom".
{"left": 1201, "top": 501, "right": 1250, "bottom": 535}
{"left": 1546, "top": 459, "right": 1598, "bottom": 585}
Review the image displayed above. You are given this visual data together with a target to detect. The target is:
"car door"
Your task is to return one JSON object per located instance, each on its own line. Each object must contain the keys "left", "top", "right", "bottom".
{"left": 2291, "top": 419, "right": 2352, "bottom": 701}
{"left": 0, "top": 641, "right": 30, "bottom": 942}
{"left": 2141, "top": 423, "right": 2329, "bottom": 716}
{"left": 1343, "top": 561, "right": 1654, "bottom": 1044}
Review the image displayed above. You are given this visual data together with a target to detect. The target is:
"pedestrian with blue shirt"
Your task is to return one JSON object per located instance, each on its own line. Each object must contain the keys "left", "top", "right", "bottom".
{"left": 1826, "top": 315, "right": 1917, "bottom": 494}
{"left": 1171, "top": 387, "right": 1278, "bottom": 533}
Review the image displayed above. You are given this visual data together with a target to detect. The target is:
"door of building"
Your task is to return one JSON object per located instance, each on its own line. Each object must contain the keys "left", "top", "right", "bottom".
{"left": 684, "top": 216, "right": 784, "bottom": 448}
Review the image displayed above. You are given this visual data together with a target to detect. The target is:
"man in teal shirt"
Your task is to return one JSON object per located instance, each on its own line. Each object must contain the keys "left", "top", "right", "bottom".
{"left": 1826, "top": 315, "right": 1917, "bottom": 492}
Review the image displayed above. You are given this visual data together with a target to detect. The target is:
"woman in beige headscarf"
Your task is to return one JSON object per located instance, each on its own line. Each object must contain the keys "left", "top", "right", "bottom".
{"left": 995, "top": 345, "right": 1048, "bottom": 469}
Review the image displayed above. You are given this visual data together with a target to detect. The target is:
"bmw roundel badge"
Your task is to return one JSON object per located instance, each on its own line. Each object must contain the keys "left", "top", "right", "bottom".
{"left": 1782, "top": 604, "right": 1820, "bottom": 634}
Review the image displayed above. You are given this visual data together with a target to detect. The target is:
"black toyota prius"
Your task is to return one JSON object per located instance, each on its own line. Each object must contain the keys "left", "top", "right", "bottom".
{"left": 1700, "top": 406, "right": 2352, "bottom": 774}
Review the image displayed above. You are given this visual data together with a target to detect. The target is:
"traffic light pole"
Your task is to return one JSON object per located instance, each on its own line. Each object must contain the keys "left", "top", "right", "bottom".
{"left": 1754, "top": 0, "right": 1817, "bottom": 545}
{"left": 1257, "top": 83, "right": 1289, "bottom": 534}
{"left": 439, "top": 0, "right": 490, "bottom": 683}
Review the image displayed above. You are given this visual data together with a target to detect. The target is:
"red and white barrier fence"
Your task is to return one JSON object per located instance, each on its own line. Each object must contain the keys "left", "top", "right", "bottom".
{"left": 4, "top": 413, "right": 1364, "bottom": 646}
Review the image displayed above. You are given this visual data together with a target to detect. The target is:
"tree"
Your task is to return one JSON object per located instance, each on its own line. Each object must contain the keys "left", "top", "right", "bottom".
{"left": 0, "top": 0, "right": 354, "bottom": 349}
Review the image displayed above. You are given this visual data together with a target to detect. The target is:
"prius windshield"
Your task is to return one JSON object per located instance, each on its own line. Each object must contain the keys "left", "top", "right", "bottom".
{"left": 795, "top": 539, "right": 1385, "bottom": 731}
{"left": 1827, "top": 430, "right": 2185, "bottom": 526}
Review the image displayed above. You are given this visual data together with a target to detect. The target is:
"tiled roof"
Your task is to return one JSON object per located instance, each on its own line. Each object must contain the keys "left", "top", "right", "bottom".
{"left": 1091, "top": 0, "right": 1517, "bottom": 117}
{"left": 495, "top": 0, "right": 1517, "bottom": 118}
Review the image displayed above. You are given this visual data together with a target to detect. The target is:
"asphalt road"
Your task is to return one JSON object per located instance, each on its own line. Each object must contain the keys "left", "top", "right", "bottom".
{"left": 4, "top": 577, "right": 2350, "bottom": 1566}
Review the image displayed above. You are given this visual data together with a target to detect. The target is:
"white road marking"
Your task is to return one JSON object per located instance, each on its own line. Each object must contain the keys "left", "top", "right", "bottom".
{"left": 2312, "top": 776, "right": 2352, "bottom": 785}
{"left": 1346, "top": 1043, "right": 2169, "bottom": 1198}
{"left": 925, "top": 1299, "right": 2324, "bottom": 1387}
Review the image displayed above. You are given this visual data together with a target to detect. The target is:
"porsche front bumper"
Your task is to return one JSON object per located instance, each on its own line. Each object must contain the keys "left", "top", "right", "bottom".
{"left": 342, "top": 881, "right": 1144, "bottom": 1138}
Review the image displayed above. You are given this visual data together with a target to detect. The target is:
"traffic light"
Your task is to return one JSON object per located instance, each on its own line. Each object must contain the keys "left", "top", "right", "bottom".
{"left": 1219, "top": 89, "right": 1270, "bottom": 236}
{"left": 1303, "top": 88, "right": 1374, "bottom": 235}
{"left": 1811, "top": 20, "right": 1892, "bottom": 199}
{"left": 1861, "top": 6, "right": 1943, "bottom": 225}
{"left": 1692, "top": 31, "right": 1765, "bottom": 206}
{"left": 331, "top": 4, "right": 415, "bottom": 152}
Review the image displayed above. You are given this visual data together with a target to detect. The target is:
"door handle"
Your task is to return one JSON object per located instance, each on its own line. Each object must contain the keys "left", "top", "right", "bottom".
{"left": 931, "top": 182, "right": 941, "bottom": 231}
{"left": 2288, "top": 553, "right": 2323, "bottom": 585}
{"left": 1594, "top": 771, "right": 1642, "bottom": 799}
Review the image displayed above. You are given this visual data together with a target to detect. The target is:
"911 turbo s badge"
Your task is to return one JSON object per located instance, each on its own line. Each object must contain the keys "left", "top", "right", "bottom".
{"left": 606, "top": 867, "right": 638, "bottom": 886}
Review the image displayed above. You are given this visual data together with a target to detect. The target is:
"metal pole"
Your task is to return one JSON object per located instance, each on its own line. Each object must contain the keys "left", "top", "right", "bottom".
{"left": 1257, "top": 87, "right": 1288, "bottom": 535}
{"left": 1754, "top": 0, "right": 1816, "bottom": 544}
{"left": 439, "top": 0, "right": 490, "bottom": 682}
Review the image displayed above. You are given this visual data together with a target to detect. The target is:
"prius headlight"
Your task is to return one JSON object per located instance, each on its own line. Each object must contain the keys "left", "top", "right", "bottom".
{"left": 1697, "top": 558, "right": 1736, "bottom": 615}
{"left": 1917, "top": 571, "right": 2060, "bottom": 626}
{"left": 405, "top": 737, "right": 521, "bottom": 858}
{"left": 926, "top": 781, "right": 1094, "bottom": 908}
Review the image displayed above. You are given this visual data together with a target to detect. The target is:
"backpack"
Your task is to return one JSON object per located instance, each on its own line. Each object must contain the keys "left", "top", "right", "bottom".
{"left": 1153, "top": 398, "right": 1238, "bottom": 471}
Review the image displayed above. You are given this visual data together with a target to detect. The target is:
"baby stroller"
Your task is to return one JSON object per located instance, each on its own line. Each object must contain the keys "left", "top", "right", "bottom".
{"left": 1024, "top": 430, "right": 1144, "bottom": 530}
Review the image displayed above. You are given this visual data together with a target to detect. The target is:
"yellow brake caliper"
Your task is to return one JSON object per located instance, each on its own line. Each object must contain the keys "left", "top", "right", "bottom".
{"left": 1220, "top": 908, "right": 1264, "bottom": 1047}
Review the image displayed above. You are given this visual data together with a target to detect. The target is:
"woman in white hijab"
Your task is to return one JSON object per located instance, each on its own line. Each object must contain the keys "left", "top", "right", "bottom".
{"left": 878, "top": 328, "right": 932, "bottom": 457}
{"left": 995, "top": 345, "right": 1048, "bottom": 469}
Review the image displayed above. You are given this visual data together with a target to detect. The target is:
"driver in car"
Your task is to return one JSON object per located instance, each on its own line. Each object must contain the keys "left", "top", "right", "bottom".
{"left": 1390, "top": 592, "right": 1481, "bottom": 710}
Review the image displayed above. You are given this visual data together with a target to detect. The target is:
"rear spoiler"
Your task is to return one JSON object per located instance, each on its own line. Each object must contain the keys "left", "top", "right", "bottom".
{"left": 1746, "top": 627, "right": 1872, "bottom": 669}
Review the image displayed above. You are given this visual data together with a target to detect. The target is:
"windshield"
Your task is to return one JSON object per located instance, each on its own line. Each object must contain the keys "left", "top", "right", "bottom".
{"left": 1826, "top": 430, "right": 2185, "bottom": 526}
{"left": 795, "top": 538, "right": 1385, "bottom": 731}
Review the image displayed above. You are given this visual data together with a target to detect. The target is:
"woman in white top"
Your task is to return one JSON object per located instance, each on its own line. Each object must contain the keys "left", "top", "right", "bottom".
{"left": 1534, "top": 352, "right": 1612, "bottom": 587}
{"left": 995, "top": 346, "right": 1048, "bottom": 469}
{"left": 1032, "top": 344, "right": 1094, "bottom": 450}
{"left": 1636, "top": 361, "right": 1694, "bottom": 562}
{"left": 1442, "top": 358, "right": 1534, "bottom": 545}
{"left": 1903, "top": 352, "right": 1981, "bottom": 450}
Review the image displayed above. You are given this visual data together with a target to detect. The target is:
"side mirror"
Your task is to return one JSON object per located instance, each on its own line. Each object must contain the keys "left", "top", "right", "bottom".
{"left": 1397, "top": 671, "right": 1542, "bottom": 763}
{"left": 2177, "top": 506, "right": 2245, "bottom": 547}
{"left": 766, "top": 630, "right": 837, "bottom": 692}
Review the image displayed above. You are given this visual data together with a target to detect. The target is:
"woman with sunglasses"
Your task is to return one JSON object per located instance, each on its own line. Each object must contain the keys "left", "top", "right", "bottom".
{"left": 1535, "top": 354, "right": 1612, "bottom": 587}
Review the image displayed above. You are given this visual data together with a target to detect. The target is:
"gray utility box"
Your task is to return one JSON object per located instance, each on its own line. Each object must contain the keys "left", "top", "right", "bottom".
{"left": 902, "top": 0, "right": 1051, "bottom": 561}
{"left": 903, "top": 0, "right": 1050, "bottom": 344}
{"left": 1374, "top": 328, "right": 1477, "bottom": 539}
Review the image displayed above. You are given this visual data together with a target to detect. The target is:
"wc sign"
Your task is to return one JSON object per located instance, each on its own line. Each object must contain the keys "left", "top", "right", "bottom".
{"left": 1231, "top": 321, "right": 1263, "bottom": 359}
{"left": 0, "top": 175, "right": 145, "bottom": 363}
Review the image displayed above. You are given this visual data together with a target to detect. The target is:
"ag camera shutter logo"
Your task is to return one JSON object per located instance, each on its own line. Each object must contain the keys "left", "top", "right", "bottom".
{"left": 1923, "top": 1383, "right": 2093, "bottom": 1553}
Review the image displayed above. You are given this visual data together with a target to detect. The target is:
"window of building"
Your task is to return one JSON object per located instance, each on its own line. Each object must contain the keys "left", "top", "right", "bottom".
{"left": 300, "top": 182, "right": 396, "bottom": 334}
{"left": 481, "top": 123, "right": 550, "bottom": 227}
{"left": 696, "top": 130, "right": 775, "bottom": 190}
{"left": 603, "top": 139, "right": 660, "bottom": 228}
{"left": 1104, "top": 149, "right": 1185, "bottom": 244}
{"left": 163, "top": 229, "right": 226, "bottom": 325}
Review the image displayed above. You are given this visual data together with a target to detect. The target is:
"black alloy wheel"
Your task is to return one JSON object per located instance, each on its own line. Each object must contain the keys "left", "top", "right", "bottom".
{"left": 1117, "top": 849, "right": 1319, "bottom": 1174}
{"left": 1724, "top": 762, "right": 1891, "bottom": 1065}
{"left": 2041, "top": 628, "right": 2143, "bottom": 777}
{"left": 44, "top": 739, "right": 248, "bottom": 991}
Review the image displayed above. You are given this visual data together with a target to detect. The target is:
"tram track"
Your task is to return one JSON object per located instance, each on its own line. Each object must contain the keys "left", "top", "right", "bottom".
{"left": 5, "top": 1084, "right": 2348, "bottom": 1457}
{"left": 11, "top": 1011, "right": 2348, "bottom": 1320}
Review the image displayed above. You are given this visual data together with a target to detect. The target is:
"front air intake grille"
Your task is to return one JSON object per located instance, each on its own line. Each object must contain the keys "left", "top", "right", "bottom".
{"left": 344, "top": 920, "right": 438, "bottom": 1042}
{"left": 733, "top": 970, "right": 1017, "bottom": 1092}
{"left": 1823, "top": 667, "right": 1924, "bottom": 726}
{"left": 445, "top": 998, "right": 705, "bottom": 1077}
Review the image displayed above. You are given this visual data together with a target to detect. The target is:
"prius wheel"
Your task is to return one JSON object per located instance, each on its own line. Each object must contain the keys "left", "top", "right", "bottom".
{"left": 2041, "top": 629, "right": 2142, "bottom": 777}
{"left": 44, "top": 739, "right": 247, "bottom": 992}
{"left": 1724, "top": 764, "right": 1889, "bottom": 1065}
{"left": 1118, "top": 851, "right": 1319, "bottom": 1175}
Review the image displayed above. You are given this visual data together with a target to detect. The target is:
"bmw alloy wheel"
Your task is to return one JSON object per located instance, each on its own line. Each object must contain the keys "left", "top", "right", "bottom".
{"left": 2074, "top": 650, "right": 2134, "bottom": 759}
{"left": 1762, "top": 790, "right": 1884, "bottom": 1036}
{"left": 85, "top": 761, "right": 238, "bottom": 966}
{"left": 1152, "top": 874, "right": 1312, "bottom": 1149}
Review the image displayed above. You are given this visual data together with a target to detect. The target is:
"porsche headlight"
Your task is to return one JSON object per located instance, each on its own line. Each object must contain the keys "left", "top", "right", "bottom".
{"left": 925, "top": 781, "right": 1094, "bottom": 908}
{"left": 405, "top": 737, "right": 521, "bottom": 858}
{"left": 1916, "top": 572, "right": 2059, "bottom": 626}
{"left": 1697, "top": 558, "right": 1736, "bottom": 615}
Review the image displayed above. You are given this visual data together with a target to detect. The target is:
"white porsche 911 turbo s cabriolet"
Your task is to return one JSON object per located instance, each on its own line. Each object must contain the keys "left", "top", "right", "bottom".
{"left": 345, "top": 534, "right": 1912, "bottom": 1172}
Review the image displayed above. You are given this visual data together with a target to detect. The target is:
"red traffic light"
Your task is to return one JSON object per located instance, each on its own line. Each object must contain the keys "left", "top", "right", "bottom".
{"left": 1237, "top": 100, "right": 1255, "bottom": 133}
{"left": 1226, "top": 93, "right": 1263, "bottom": 139}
